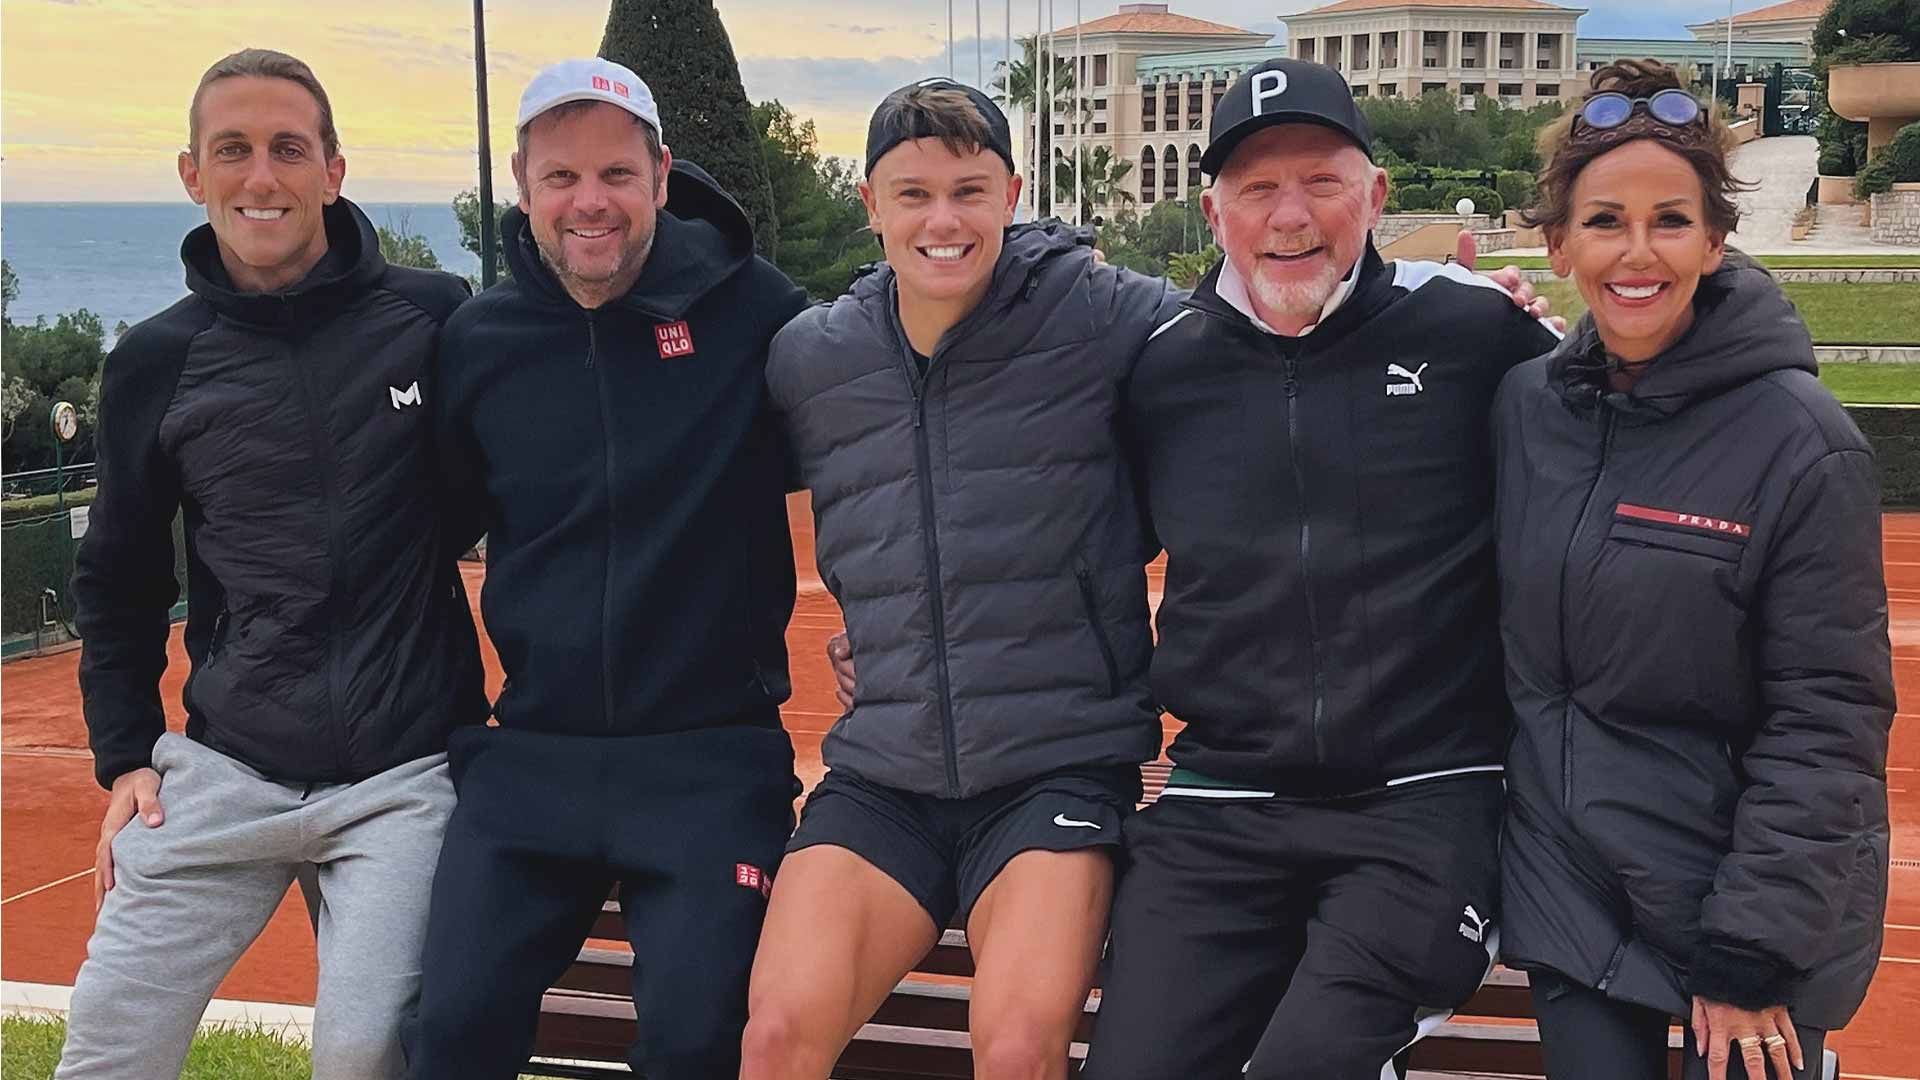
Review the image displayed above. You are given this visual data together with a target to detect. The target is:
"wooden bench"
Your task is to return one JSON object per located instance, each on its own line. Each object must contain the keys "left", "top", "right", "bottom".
{"left": 524, "top": 763, "right": 1837, "bottom": 1079}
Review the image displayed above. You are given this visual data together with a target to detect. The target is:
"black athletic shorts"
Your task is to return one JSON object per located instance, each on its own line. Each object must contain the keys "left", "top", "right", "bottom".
{"left": 787, "top": 765, "right": 1139, "bottom": 927}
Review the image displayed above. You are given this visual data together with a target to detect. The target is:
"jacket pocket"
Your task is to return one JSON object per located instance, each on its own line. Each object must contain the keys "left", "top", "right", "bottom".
{"left": 1607, "top": 515, "right": 1749, "bottom": 564}
{"left": 1076, "top": 566, "right": 1121, "bottom": 697}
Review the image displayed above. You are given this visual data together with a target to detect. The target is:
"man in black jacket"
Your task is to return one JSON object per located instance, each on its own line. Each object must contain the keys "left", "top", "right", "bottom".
{"left": 404, "top": 59, "right": 810, "bottom": 1080}
{"left": 59, "top": 49, "right": 483, "bottom": 1080}
{"left": 1080, "top": 59, "right": 1563, "bottom": 1079}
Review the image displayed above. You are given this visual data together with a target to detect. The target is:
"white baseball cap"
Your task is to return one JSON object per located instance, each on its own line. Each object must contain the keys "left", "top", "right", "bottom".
{"left": 516, "top": 58, "right": 662, "bottom": 140}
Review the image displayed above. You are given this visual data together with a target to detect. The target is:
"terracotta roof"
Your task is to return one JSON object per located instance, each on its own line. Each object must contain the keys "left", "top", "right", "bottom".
{"left": 1729, "top": 0, "right": 1828, "bottom": 24}
{"left": 1051, "top": 10, "right": 1262, "bottom": 36}
{"left": 1296, "top": 0, "right": 1575, "bottom": 13}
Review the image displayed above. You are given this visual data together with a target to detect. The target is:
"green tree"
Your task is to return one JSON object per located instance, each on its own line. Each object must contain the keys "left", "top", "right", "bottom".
{"left": 1856, "top": 120, "right": 1920, "bottom": 195}
{"left": 1, "top": 259, "right": 17, "bottom": 324}
{"left": 2, "top": 375, "right": 32, "bottom": 445}
{"left": 993, "top": 35, "right": 1082, "bottom": 216}
{"left": 600, "top": 0, "right": 779, "bottom": 257}
{"left": 1166, "top": 246, "right": 1222, "bottom": 289}
{"left": 376, "top": 213, "right": 443, "bottom": 271}
{"left": 1053, "top": 145, "right": 1136, "bottom": 223}
{"left": 452, "top": 189, "right": 514, "bottom": 286}
{"left": 750, "top": 99, "right": 881, "bottom": 299}
{"left": 1813, "top": 0, "right": 1920, "bottom": 61}
{"left": 1, "top": 308, "right": 107, "bottom": 472}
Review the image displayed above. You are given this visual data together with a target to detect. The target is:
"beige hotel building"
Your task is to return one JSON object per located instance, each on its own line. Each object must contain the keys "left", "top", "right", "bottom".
{"left": 1033, "top": 0, "right": 1590, "bottom": 217}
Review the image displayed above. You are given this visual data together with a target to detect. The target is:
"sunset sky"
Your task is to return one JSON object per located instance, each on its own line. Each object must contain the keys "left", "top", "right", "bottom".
{"left": 3, "top": 0, "right": 1788, "bottom": 203}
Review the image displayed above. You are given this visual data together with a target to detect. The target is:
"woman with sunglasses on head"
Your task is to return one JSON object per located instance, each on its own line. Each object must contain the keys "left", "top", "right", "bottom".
{"left": 1491, "top": 60, "right": 1893, "bottom": 1080}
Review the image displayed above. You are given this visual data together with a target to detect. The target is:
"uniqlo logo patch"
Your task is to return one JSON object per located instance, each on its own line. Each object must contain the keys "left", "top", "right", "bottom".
{"left": 656, "top": 320, "right": 695, "bottom": 359}
{"left": 592, "top": 75, "right": 611, "bottom": 91}
{"left": 735, "top": 863, "right": 772, "bottom": 898}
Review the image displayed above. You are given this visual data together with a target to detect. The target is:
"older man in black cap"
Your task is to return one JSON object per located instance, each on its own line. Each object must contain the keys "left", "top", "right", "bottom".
{"left": 1080, "top": 58, "right": 1562, "bottom": 1080}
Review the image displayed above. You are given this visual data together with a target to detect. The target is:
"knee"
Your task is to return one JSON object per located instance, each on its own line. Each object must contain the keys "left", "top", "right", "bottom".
{"left": 972, "top": 1018, "right": 1066, "bottom": 1080}
{"left": 739, "top": 1007, "right": 819, "bottom": 1077}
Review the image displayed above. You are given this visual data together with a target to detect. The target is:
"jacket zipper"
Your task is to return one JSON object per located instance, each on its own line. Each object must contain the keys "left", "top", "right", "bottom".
{"left": 1283, "top": 350, "right": 1329, "bottom": 764}
{"left": 1557, "top": 404, "right": 1616, "bottom": 809}
{"left": 1076, "top": 567, "right": 1121, "bottom": 697}
{"left": 587, "top": 312, "right": 618, "bottom": 730}
{"left": 292, "top": 342, "right": 352, "bottom": 776}
{"left": 897, "top": 349, "right": 963, "bottom": 797}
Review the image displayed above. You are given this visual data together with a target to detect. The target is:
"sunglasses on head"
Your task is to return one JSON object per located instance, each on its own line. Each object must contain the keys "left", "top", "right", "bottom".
{"left": 1574, "top": 89, "right": 1703, "bottom": 132}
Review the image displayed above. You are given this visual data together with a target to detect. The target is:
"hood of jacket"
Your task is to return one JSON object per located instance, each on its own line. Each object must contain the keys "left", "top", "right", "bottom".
{"left": 1547, "top": 248, "right": 1816, "bottom": 419}
{"left": 500, "top": 158, "right": 753, "bottom": 319}
{"left": 180, "top": 196, "right": 386, "bottom": 329}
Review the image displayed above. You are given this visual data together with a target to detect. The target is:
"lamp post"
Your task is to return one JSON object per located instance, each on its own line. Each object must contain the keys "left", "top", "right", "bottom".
{"left": 473, "top": 0, "right": 497, "bottom": 289}
{"left": 50, "top": 399, "right": 78, "bottom": 592}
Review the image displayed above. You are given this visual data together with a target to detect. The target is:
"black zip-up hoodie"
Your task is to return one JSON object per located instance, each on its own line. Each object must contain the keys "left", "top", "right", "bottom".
{"left": 1129, "top": 243, "right": 1559, "bottom": 796}
{"left": 1493, "top": 252, "right": 1893, "bottom": 1027}
{"left": 73, "top": 197, "right": 486, "bottom": 787}
{"left": 434, "top": 163, "right": 810, "bottom": 737}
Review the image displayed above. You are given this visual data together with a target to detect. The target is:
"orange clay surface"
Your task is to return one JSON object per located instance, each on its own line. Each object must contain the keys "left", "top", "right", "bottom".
{"left": 3, "top": 496, "right": 1915, "bottom": 1074}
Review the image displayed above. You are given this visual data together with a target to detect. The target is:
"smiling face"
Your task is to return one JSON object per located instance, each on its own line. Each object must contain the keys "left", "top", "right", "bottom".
{"left": 1547, "top": 138, "right": 1726, "bottom": 365}
{"left": 859, "top": 137, "right": 1021, "bottom": 312}
{"left": 513, "top": 101, "right": 670, "bottom": 308}
{"left": 178, "top": 75, "right": 346, "bottom": 293}
{"left": 1202, "top": 124, "right": 1385, "bottom": 334}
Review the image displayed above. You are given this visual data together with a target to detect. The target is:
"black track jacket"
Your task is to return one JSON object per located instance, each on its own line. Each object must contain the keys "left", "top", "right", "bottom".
{"left": 72, "top": 198, "right": 486, "bottom": 788}
{"left": 1130, "top": 245, "right": 1559, "bottom": 796}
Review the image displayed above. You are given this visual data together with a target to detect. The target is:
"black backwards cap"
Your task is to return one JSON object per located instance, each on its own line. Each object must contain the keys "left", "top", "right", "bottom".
{"left": 1201, "top": 58, "right": 1373, "bottom": 177}
{"left": 865, "top": 77, "right": 1017, "bottom": 177}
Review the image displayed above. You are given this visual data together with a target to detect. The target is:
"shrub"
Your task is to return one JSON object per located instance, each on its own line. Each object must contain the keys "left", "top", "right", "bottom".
{"left": 1395, "top": 182, "right": 1435, "bottom": 211}
{"left": 1495, "top": 170, "right": 1537, "bottom": 211}
{"left": 1443, "top": 184, "right": 1505, "bottom": 219}
{"left": 1856, "top": 120, "right": 1920, "bottom": 197}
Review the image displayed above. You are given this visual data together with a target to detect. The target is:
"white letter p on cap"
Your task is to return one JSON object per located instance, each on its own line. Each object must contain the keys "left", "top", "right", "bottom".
{"left": 1250, "top": 70, "right": 1289, "bottom": 115}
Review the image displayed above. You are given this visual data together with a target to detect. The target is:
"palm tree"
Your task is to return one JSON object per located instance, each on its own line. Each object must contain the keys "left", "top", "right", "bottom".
{"left": 1053, "top": 145, "right": 1136, "bottom": 222}
{"left": 993, "top": 34, "right": 1085, "bottom": 215}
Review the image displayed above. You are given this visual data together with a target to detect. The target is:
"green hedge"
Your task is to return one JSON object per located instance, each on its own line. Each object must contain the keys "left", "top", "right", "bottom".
{"left": 0, "top": 508, "right": 186, "bottom": 634}
{"left": 1846, "top": 404, "right": 1920, "bottom": 507}
{"left": 1, "top": 486, "right": 98, "bottom": 521}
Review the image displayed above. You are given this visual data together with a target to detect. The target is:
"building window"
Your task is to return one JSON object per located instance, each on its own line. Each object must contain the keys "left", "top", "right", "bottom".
{"left": 1381, "top": 31, "right": 1399, "bottom": 68}
{"left": 1093, "top": 98, "right": 1107, "bottom": 111}
{"left": 1163, "top": 144, "right": 1178, "bottom": 195}
{"left": 1536, "top": 84, "right": 1559, "bottom": 98}
{"left": 1094, "top": 54, "right": 1109, "bottom": 86}
{"left": 1298, "top": 39, "right": 1316, "bottom": 61}
{"left": 1380, "top": 84, "right": 1398, "bottom": 97}
{"left": 1055, "top": 123, "right": 1066, "bottom": 136}
{"left": 1423, "top": 82, "right": 1447, "bottom": 95}
{"left": 1142, "top": 90, "right": 1156, "bottom": 132}
{"left": 1188, "top": 145, "right": 1202, "bottom": 191}
{"left": 1499, "top": 83, "right": 1523, "bottom": 96}
{"left": 1093, "top": 122, "right": 1107, "bottom": 133}
{"left": 1463, "top": 82, "right": 1484, "bottom": 96}
{"left": 1353, "top": 84, "right": 1369, "bottom": 97}
{"left": 1142, "top": 147, "right": 1156, "bottom": 203}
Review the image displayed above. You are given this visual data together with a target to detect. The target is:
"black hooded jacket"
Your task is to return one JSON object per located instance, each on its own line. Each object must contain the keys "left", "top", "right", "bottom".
{"left": 1130, "top": 245, "right": 1560, "bottom": 796}
{"left": 433, "top": 163, "right": 810, "bottom": 738}
{"left": 1492, "top": 253, "right": 1893, "bottom": 1027}
{"left": 72, "top": 197, "right": 486, "bottom": 787}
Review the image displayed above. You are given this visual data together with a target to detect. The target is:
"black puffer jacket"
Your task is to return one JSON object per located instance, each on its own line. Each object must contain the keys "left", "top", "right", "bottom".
{"left": 434, "top": 163, "right": 808, "bottom": 738}
{"left": 73, "top": 198, "right": 486, "bottom": 787}
{"left": 768, "top": 222, "right": 1179, "bottom": 797}
{"left": 1492, "top": 253, "right": 1893, "bottom": 1027}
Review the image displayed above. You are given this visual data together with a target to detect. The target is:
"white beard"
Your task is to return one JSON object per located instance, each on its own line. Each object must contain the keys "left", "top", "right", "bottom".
{"left": 1244, "top": 251, "right": 1345, "bottom": 322}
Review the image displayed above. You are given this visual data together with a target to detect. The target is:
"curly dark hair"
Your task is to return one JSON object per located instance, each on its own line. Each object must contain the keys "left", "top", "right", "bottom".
{"left": 1522, "top": 59, "right": 1748, "bottom": 239}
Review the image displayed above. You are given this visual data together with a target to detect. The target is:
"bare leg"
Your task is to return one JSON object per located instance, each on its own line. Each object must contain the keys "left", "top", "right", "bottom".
{"left": 966, "top": 849, "right": 1115, "bottom": 1080}
{"left": 738, "top": 845, "right": 941, "bottom": 1080}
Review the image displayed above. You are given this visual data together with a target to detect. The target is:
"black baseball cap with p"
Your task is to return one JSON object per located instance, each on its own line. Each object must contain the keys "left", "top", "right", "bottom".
{"left": 1200, "top": 58, "right": 1372, "bottom": 177}
{"left": 865, "top": 77, "right": 1017, "bottom": 177}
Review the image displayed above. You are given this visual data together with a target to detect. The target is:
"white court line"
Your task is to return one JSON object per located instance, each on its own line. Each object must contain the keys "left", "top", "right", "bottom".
{"left": 1886, "top": 923, "right": 1920, "bottom": 931}
{"left": 1841, "top": 1073, "right": 1920, "bottom": 1080}
{"left": 1878, "top": 955, "right": 1920, "bottom": 964}
{"left": 1, "top": 869, "right": 90, "bottom": 906}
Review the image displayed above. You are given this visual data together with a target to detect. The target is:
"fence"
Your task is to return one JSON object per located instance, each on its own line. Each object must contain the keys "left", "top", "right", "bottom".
{"left": 0, "top": 503, "right": 187, "bottom": 651}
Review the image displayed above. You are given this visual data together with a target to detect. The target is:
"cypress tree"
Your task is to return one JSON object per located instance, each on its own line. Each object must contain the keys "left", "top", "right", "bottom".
{"left": 600, "top": 0, "right": 779, "bottom": 257}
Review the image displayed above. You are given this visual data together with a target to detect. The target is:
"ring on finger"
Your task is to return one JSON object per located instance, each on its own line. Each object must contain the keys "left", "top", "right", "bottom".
{"left": 1737, "top": 1035, "right": 1763, "bottom": 1050}
{"left": 1763, "top": 1034, "right": 1787, "bottom": 1049}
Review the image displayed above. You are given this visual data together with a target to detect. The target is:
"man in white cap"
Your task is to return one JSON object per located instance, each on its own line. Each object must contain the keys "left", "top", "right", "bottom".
{"left": 404, "top": 58, "right": 810, "bottom": 1079}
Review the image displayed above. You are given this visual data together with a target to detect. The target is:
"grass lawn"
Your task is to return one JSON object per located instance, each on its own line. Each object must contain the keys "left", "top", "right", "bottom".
{"left": 1500, "top": 253, "right": 1920, "bottom": 270}
{"left": 1817, "top": 362, "right": 1920, "bottom": 404}
{"left": 1531, "top": 281, "right": 1920, "bottom": 346}
{"left": 0, "top": 1016, "right": 551, "bottom": 1080}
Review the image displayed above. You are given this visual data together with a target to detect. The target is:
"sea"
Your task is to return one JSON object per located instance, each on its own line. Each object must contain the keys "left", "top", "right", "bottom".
{"left": 1, "top": 202, "right": 481, "bottom": 344}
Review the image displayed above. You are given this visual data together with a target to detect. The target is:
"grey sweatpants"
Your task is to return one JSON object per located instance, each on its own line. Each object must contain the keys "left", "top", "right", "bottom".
{"left": 56, "top": 733, "right": 454, "bottom": 1080}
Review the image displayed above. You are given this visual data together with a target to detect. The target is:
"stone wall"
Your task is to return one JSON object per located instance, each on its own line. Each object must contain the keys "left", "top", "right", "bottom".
{"left": 1871, "top": 185, "right": 1920, "bottom": 244}
{"left": 1375, "top": 213, "right": 1492, "bottom": 247}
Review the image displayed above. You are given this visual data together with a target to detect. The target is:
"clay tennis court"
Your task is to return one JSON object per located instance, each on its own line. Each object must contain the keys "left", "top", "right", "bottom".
{"left": 4, "top": 495, "right": 1917, "bottom": 1075}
